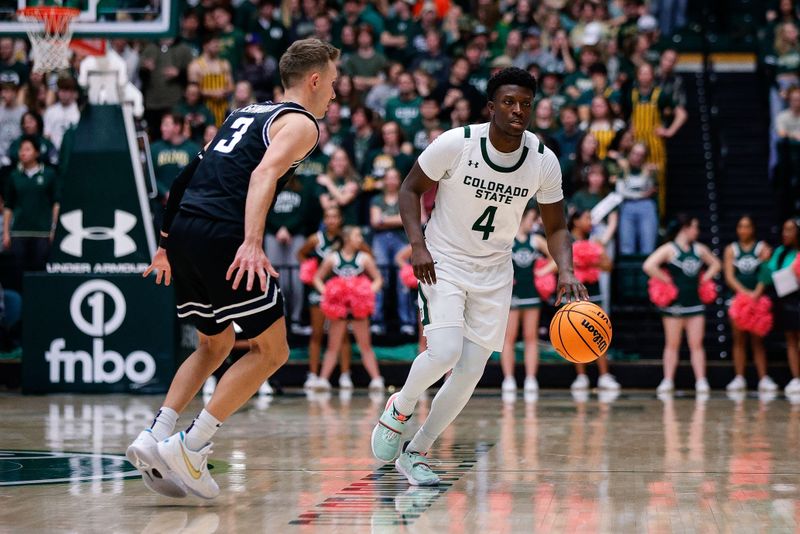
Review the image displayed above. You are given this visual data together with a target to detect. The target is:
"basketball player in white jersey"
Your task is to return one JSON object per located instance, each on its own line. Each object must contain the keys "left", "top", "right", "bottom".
{"left": 371, "top": 67, "right": 588, "bottom": 485}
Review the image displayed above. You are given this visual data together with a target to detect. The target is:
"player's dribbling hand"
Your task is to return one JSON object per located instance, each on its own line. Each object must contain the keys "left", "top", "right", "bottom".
{"left": 143, "top": 247, "right": 172, "bottom": 286}
{"left": 411, "top": 244, "right": 436, "bottom": 285}
{"left": 555, "top": 272, "right": 589, "bottom": 305}
{"left": 227, "top": 241, "right": 279, "bottom": 292}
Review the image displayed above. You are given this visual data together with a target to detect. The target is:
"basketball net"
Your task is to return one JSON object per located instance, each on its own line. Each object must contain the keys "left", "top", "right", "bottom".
{"left": 18, "top": 6, "right": 80, "bottom": 73}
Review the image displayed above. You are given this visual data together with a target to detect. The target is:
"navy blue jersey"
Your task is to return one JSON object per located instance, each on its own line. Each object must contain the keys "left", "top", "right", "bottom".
{"left": 180, "top": 101, "right": 319, "bottom": 225}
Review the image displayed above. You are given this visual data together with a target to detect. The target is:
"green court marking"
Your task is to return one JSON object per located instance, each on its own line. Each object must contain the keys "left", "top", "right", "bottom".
{"left": 0, "top": 450, "right": 228, "bottom": 487}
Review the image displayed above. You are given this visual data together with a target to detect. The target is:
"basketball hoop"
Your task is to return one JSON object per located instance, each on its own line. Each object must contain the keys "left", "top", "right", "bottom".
{"left": 18, "top": 6, "right": 80, "bottom": 73}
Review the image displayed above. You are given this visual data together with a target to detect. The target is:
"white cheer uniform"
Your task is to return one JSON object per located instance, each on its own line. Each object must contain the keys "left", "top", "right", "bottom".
{"left": 417, "top": 123, "right": 563, "bottom": 351}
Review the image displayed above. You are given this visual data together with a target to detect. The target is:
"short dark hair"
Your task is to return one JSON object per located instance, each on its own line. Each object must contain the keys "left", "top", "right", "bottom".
{"left": 279, "top": 38, "right": 340, "bottom": 89}
{"left": 19, "top": 134, "right": 40, "bottom": 154}
{"left": 486, "top": 67, "right": 537, "bottom": 101}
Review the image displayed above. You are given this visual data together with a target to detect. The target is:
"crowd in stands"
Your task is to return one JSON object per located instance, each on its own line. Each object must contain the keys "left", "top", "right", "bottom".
{"left": 765, "top": 0, "right": 800, "bottom": 219}
{"left": 0, "top": 0, "right": 694, "bottom": 372}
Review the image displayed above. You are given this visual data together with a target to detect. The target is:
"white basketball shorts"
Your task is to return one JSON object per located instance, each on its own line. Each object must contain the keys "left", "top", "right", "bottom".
{"left": 417, "top": 248, "right": 513, "bottom": 352}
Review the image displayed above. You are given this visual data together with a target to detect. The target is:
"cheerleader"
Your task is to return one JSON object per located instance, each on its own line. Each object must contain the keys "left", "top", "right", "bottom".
{"left": 723, "top": 215, "right": 775, "bottom": 392}
{"left": 297, "top": 207, "right": 352, "bottom": 389}
{"left": 568, "top": 210, "right": 621, "bottom": 391}
{"left": 759, "top": 218, "right": 800, "bottom": 395}
{"left": 313, "top": 226, "right": 385, "bottom": 391}
{"left": 643, "top": 214, "right": 721, "bottom": 394}
{"left": 501, "top": 206, "right": 556, "bottom": 394}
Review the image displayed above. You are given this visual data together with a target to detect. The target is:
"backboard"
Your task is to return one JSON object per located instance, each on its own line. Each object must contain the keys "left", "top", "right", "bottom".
{"left": 0, "top": 0, "right": 179, "bottom": 38}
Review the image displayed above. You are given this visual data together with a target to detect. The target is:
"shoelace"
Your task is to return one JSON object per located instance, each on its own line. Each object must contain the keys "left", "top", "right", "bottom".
{"left": 392, "top": 405, "right": 411, "bottom": 423}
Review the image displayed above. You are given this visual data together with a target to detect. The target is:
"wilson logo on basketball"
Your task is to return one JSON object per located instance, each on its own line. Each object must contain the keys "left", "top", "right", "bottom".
{"left": 580, "top": 319, "right": 607, "bottom": 352}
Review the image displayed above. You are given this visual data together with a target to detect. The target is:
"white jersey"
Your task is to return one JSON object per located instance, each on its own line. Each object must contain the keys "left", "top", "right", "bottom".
{"left": 418, "top": 123, "right": 563, "bottom": 266}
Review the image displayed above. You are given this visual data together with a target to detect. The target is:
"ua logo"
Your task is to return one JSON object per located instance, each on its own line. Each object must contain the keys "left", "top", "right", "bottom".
{"left": 60, "top": 210, "right": 137, "bottom": 258}
{"left": 467, "top": 160, "right": 479, "bottom": 168}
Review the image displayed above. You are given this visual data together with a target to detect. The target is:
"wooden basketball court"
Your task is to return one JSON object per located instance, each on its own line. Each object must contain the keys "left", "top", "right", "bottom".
{"left": 2, "top": 390, "right": 799, "bottom": 532}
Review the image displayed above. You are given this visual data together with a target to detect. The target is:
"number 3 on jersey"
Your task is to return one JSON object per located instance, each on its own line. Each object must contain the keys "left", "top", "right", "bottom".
{"left": 472, "top": 206, "right": 497, "bottom": 240}
{"left": 214, "top": 117, "right": 255, "bottom": 154}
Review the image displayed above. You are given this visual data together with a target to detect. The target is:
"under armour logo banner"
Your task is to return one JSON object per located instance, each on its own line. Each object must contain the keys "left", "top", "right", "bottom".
{"left": 467, "top": 160, "right": 479, "bottom": 168}
{"left": 60, "top": 210, "right": 138, "bottom": 258}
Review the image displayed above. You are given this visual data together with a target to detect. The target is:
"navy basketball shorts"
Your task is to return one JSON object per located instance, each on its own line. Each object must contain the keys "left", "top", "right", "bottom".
{"left": 167, "top": 212, "right": 284, "bottom": 338}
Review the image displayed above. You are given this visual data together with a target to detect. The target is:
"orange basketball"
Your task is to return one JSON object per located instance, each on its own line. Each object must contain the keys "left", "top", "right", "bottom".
{"left": 549, "top": 301, "right": 613, "bottom": 363}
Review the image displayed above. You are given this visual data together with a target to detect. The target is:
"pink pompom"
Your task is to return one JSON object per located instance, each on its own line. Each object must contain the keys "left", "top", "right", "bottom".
{"left": 751, "top": 296, "right": 774, "bottom": 336}
{"left": 299, "top": 257, "right": 319, "bottom": 285}
{"left": 534, "top": 257, "right": 556, "bottom": 300}
{"left": 731, "top": 293, "right": 773, "bottom": 336}
{"left": 573, "top": 240, "right": 603, "bottom": 284}
{"left": 698, "top": 276, "right": 717, "bottom": 304}
{"left": 400, "top": 263, "right": 418, "bottom": 289}
{"left": 648, "top": 270, "right": 678, "bottom": 307}
{"left": 573, "top": 240, "right": 602, "bottom": 269}
{"left": 348, "top": 275, "right": 376, "bottom": 319}
{"left": 794, "top": 254, "right": 800, "bottom": 279}
{"left": 321, "top": 276, "right": 349, "bottom": 320}
{"left": 728, "top": 293, "right": 751, "bottom": 330}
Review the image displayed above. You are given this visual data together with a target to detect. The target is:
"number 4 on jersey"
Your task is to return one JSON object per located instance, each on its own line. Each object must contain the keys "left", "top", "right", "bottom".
{"left": 472, "top": 206, "right": 497, "bottom": 240}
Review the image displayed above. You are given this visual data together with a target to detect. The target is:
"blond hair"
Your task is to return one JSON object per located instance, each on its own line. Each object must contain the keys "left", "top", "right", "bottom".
{"left": 279, "top": 38, "right": 340, "bottom": 89}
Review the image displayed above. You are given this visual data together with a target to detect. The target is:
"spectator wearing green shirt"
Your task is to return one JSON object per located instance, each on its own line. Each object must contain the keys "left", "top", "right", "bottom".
{"left": 149, "top": 113, "right": 200, "bottom": 229}
{"left": 350, "top": 106, "right": 379, "bottom": 172}
{"left": 248, "top": 0, "right": 289, "bottom": 60}
{"left": 410, "top": 30, "right": 451, "bottom": 84}
{"left": 139, "top": 38, "right": 194, "bottom": 141}
{"left": 265, "top": 175, "right": 319, "bottom": 330}
{"left": 0, "top": 38, "right": 27, "bottom": 87}
{"left": 324, "top": 101, "right": 354, "bottom": 156}
{"left": 319, "top": 148, "right": 361, "bottom": 226}
{"left": 576, "top": 63, "right": 620, "bottom": 123}
{"left": 174, "top": 83, "right": 216, "bottom": 144}
{"left": 563, "top": 45, "right": 601, "bottom": 102}
{"left": 381, "top": 0, "right": 420, "bottom": 63}
{"left": 385, "top": 72, "right": 423, "bottom": 141}
{"left": 537, "top": 70, "right": 569, "bottom": 115}
{"left": 412, "top": 97, "right": 449, "bottom": 153}
{"left": 8, "top": 111, "right": 56, "bottom": 168}
{"left": 553, "top": 104, "right": 582, "bottom": 172}
{"left": 341, "top": 25, "right": 388, "bottom": 93}
{"left": 3, "top": 135, "right": 59, "bottom": 276}
{"left": 431, "top": 56, "right": 485, "bottom": 123}
{"left": 465, "top": 41, "right": 491, "bottom": 94}
{"left": 213, "top": 6, "right": 246, "bottom": 72}
{"left": 362, "top": 121, "right": 414, "bottom": 192}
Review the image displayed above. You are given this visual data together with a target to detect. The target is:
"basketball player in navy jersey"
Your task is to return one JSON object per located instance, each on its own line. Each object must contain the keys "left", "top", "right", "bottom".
{"left": 126, "top": 39, "right": 340, "bottom": 499}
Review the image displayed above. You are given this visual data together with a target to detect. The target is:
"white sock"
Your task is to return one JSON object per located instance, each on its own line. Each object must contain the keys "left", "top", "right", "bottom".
{"left": 185, "top": 409, "right": 222, "bottom": 451}
{"left": 407, "top": 338, "right": 491, "bottom": 454}
{"left": 393, "top": 326, "right": 464, "bottom": 416}
{"left": 149, "top": 407, "right": 178, "bottom": 441}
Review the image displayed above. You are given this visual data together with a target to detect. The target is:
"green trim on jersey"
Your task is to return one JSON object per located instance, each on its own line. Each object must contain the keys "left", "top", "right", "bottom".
{"left": 480, "top": 138, "right": 529, "bottom": 173}
{"left": 537, "top": 142, "right": 545, "bottom": 154}
{"left": 463, "top": 125, "right": 471, "bottom": 138}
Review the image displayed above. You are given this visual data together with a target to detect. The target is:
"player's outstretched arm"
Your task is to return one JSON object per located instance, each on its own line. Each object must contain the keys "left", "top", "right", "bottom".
{"left": 227, "top": 113, "right": 318, "bottom": 292}
{"left": 539, "top": 200, "right": 589, "bottom": 304}
{"left": 399, "top": 162, "right": 438, "bottom": 285}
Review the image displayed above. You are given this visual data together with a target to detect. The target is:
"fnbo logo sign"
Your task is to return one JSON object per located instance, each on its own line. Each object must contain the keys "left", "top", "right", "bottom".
{"left": 46, "top": 280, "right": 156, "bottom": 385}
